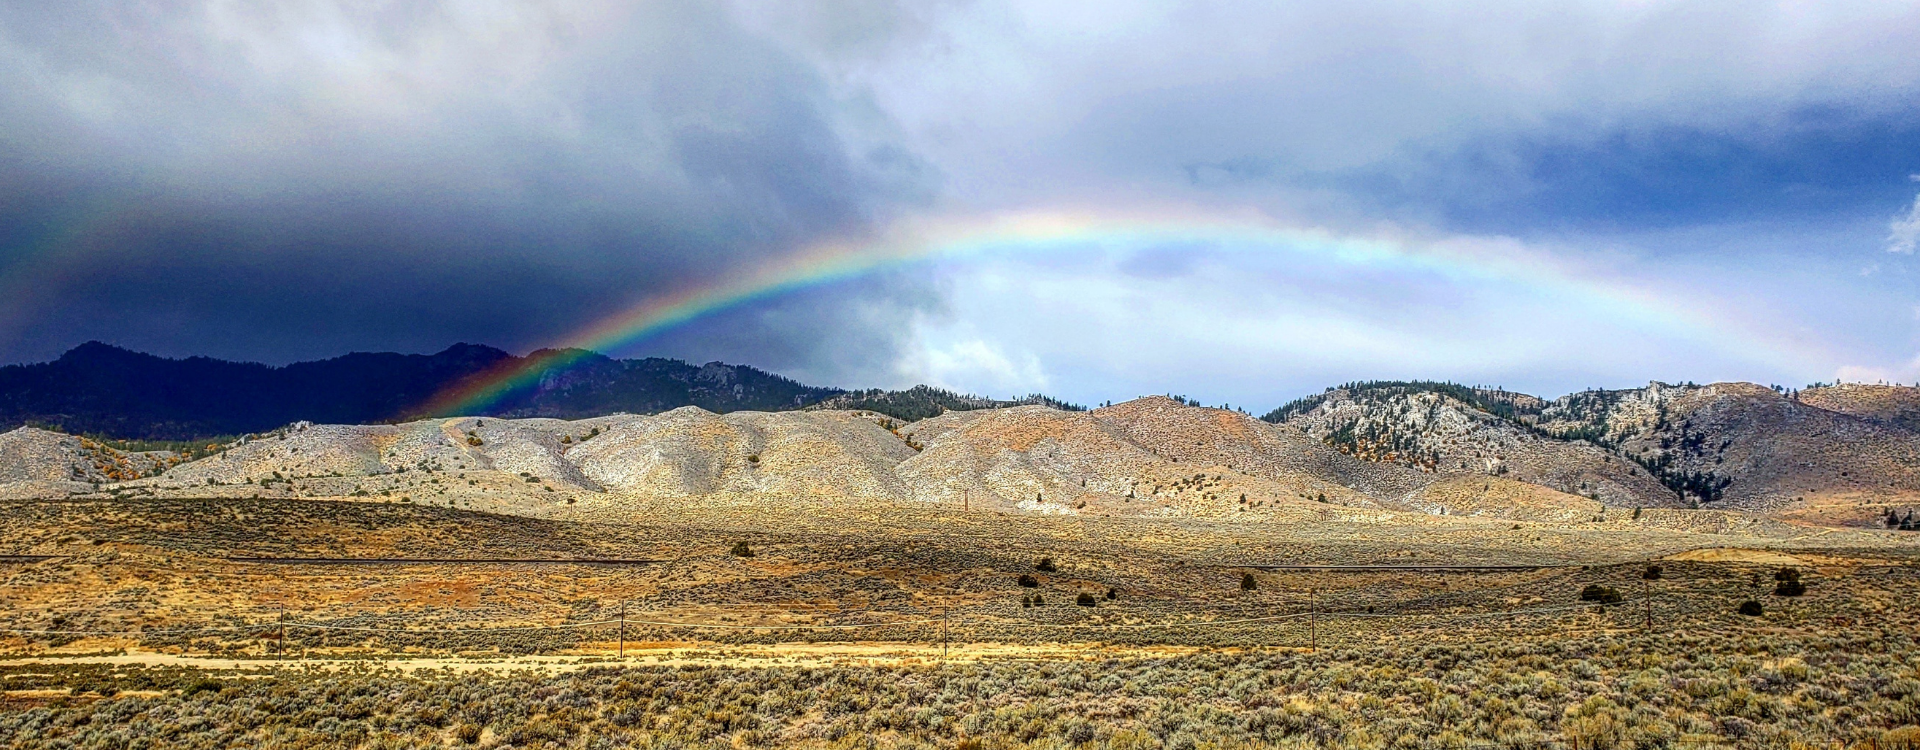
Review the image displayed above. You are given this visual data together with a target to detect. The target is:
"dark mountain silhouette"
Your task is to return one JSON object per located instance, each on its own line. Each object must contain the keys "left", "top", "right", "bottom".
{"left": 0, "top": 342, "right": 846, "bottom": 440}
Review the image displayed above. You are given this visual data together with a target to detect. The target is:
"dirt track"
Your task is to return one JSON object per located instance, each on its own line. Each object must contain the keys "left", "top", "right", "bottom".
{"left": 0, "top": 640, "right": 1229, "bottom": 673}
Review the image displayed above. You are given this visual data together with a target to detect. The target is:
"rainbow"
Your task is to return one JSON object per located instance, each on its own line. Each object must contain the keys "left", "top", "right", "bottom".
{"left": 411, "top": 208, "right": 1826, "bottom": 417}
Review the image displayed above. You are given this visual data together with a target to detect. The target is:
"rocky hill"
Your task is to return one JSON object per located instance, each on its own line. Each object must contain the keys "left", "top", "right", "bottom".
{"left": 1537, "top": 382, "right": 1920, "bottom": 513}
{"left": 1264, "top": 383, "right": 1676, "bottom": 508}
{"left": 1092, "top": 396, "right": 1430, "bottom": 502}
{"left": 1795, "top": 383, "right": 1920, "bottom": 433}
{"left": 892, "top": 400, "right": 1381, "bottom": 520}
{"left": 1259, "top": 380, "right": 1920, "bottom": 518}
{"left": 0, "top": 427, "right": 185, "bottom": 498}
{"left": 3, "top": 378, "right": 1918, "bottom": 528}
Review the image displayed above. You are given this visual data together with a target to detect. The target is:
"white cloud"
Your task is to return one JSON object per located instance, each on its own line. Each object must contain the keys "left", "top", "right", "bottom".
{"left": 1891, "top": 188, "right": 1920, "bottom": 254}
{"left": 895, "top": 332, "right": 1051, "bottom": 398}
{"left": 883, "top": 225, "right": 1819, "bottom": 406}
{"left": 1836, "top": 355, "right": 1920, "bottom": 385}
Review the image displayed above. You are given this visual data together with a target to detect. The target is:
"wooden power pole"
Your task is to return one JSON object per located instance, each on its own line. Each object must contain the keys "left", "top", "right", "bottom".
{"left": 1309, "top": 588, "right": 1318, "bottom": 653}
{"left": 619, "top": 601, "right": 627, "bottom": 658}
{"left": 1643, "top": 571, "right": 1653, "bottom": 631}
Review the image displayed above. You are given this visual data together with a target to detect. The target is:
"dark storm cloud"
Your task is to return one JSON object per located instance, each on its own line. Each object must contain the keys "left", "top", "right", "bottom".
{"left": 0, "top": 1, "right": 935, "bottom": 376}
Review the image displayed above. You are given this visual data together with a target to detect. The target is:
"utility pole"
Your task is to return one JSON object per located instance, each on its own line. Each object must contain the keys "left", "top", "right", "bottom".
{"left": 941, "top": 607, "right": 949, "bottom": 659}
{"left": 1309, "top": 588, "right": 1318, "bottom": 653}
{"left": 1643, "top": 570, "right": 1653, "bottom": 631}
{"left": 619, "top": 601, "right": 627, "bottom": 658}
{"left": 278, "top": 604, "right": 286, "bottom": 657}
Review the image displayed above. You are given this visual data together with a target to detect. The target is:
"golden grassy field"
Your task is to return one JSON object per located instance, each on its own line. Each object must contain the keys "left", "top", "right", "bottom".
{"left": 2, "top": 497, "right": 1918, "bottom": 748}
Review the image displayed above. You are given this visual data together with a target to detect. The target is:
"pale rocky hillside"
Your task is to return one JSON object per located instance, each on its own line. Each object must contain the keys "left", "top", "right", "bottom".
{"left": 567, "top": 407, "right": 915, "bottom": 502}
{"left": 1272, "top": 386, "right": 1676, "bottom": 508}
{"left": 1094, "top": 396, "right": 1431, "bottom": 501}
{"left": 0, "top": 427, "right": 180, "bottom": 485}
{"left": 895, "top": 402, "right": 1377, "bottom": 520}
{"left": 2, "top": 385, "right": 1918, "bottom": 527}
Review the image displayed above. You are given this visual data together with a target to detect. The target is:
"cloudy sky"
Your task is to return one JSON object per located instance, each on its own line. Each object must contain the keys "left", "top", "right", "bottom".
{"left": 2, "top": 1, "right": 1918, "bottom": 409}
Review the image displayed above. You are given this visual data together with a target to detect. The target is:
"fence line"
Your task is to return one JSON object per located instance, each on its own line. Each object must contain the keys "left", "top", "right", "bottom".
{"left": 0, "top": 595, "right": 1651, "bottom": 638}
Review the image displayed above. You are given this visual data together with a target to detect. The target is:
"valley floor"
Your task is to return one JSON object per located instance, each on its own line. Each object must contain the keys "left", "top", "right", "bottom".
{"left": 1, "top": 498, "right": 1918, "bottom": 748}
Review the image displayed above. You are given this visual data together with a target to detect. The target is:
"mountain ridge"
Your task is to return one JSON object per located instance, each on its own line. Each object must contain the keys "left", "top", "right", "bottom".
{"left": 0, "top": 341, "right": 848, "bottom": 437}
{"left": 5, "top": 344, "right": 1919, "bottom": 526}
{"left": 1, "top": 342, "right": 1067, "bottom": 440}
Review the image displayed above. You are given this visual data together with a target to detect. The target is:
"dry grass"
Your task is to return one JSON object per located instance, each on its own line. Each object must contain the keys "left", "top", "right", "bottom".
{"left": 1, "top": 497, "right": 1918, "bottom": 747}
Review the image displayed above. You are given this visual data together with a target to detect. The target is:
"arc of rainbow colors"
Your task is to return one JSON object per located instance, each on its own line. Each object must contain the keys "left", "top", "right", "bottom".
{"left": 413, "top": 209, "right": 1826, "bottom": 418}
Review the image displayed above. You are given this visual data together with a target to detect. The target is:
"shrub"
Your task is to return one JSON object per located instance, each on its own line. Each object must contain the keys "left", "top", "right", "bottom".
{"left": 1774, "top": 579, "right": 1806, "bottom": 597}
{"left": 1017, "top": 574, "right": 1039, "bottom": 588}
{"left": 1580, "top": 584, "right": 1622, "bottom": 604}
{"left": 729, "top": 541, "right": 755, "bottom": 558}
{"left": 1020, "top": 595, "right": 1033, "bottom": 608}
{"left": 1775, "top": 567, "right": 1801, "bottom": 582}
{"left": 182, "top": 678, "right": 222, "bottom": 697}
{"left": 1241, "top": 573, "right": 1258, "bottom": 591}
{"left": 1643, "top": 564, "right": 1663, "bottom": 580}
{"left": 1031, "top": 594, "right": 1045, "bottom": 606}
{"left": 1035, "top": 557, "right": 1057, "bottom": 572}
{"left": 1075, "top": 592, "right": 1096, "bottom": 607}
{"left": 1738, "top": 600, "right": 1764, "bottom": 616}
{"left": 1105, "top": 587, "right": 1117, "bottom": 600}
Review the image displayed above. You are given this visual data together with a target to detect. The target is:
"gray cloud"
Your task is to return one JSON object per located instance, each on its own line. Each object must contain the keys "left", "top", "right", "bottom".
{"left": 0, "top": 1, "right": 936, "bottom": 376}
